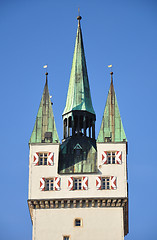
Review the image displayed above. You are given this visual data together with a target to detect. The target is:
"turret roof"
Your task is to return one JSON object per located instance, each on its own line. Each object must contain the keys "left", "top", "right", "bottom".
{"left": 97, "top": 73, "right": 127, "bottom": 143}
{"left": 29, "top": 74, "right": 59, "bottom": 144}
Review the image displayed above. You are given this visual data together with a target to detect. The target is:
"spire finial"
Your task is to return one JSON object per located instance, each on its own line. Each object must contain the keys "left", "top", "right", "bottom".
{"left": 77, "top": 8, "right": 82, "bottom": 26}
{"left": 43, "top": 64, "right": 48, "bottom": 84}
{"left": 110, "top": 71, "right": 113, "bottom": 84}
{"left": 108, "top": 65, "right": 113, "bottom": 83}
{"left": 45, "top": 72, "right": 48, "bottom": 85}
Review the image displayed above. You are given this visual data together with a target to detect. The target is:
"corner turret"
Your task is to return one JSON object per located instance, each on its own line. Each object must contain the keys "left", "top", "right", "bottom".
{"left": 29, "top": 72, "right": 59, "bottom": 144}
{"left": 97, "top": 72, "right": 127, "bottom": 143}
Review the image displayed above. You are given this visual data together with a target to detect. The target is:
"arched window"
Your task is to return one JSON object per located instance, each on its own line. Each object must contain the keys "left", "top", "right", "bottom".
{"left": 64, "top": 118, "right": 67, "bottom": 138}
{"left": 68, "top": 116, "right": 72, "bottom": 136}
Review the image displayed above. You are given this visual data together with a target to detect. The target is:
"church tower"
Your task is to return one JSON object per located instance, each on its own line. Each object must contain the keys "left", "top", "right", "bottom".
{"left": 28, "top": 15, "right": 128, "bottom": 240}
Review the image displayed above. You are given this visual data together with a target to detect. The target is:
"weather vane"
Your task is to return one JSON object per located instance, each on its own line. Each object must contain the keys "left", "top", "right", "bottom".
{"left": 43, "top": 64, "right": 48, "bottom": 69}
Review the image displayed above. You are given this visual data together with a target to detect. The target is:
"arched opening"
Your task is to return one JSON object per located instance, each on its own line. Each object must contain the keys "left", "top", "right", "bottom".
{"left": 64, "top": 118, "right": 67, "bottom": 139}
{"left": 74, "top": 116, "right": 78, "bottom": 135}
{"left": 83, "top": 116, "right": 86, "bottom": 136}
{"left": 68, "top": 116, "right": 72, "bottom": 137}
{"left": 80, "top": 115, "right": 83, "bottom": 135}
{"left": 92, "top": 119, "right": 95, "bottom": 139}
{"left": 86, "top": 117, "right": 89, "bottom": 137}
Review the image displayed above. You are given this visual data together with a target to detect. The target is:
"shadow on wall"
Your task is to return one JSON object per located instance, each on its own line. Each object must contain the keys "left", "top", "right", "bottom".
{"left": 58, "top": 135, "right": 97, "bottom": 174}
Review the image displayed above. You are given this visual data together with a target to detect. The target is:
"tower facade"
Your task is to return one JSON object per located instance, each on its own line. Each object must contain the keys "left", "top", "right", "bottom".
{"left": 28, "top": 16, "right": 128, "bottom": 240}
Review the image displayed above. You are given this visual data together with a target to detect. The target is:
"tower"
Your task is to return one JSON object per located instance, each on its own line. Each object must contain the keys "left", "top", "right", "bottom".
{"left": 28, "top": 16, "right": 128, "bottom": 240}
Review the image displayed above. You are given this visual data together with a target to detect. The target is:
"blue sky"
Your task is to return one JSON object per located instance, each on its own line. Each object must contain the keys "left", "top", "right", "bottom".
{"left": 0, "top": 0, "right": 157, "bottom": 239}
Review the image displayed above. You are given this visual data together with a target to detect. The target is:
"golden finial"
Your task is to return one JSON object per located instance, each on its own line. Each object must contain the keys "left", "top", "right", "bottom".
{"left": 45, "top": 72, "right": 48, "bottom": 85}
{"left": 43, "top": 65, "right": 48, "bottom": 84}
{"left": 110, "top": 71, "right": 113, "bottom": 83}
{"left": 108, "top": 65, "right": 113, "bottom": 83}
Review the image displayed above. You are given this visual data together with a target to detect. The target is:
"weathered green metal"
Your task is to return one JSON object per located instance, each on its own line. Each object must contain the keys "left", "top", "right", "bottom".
{"left": 63, "top": 21, "right": 95, "bottom": 116}
{"left": 97, "top": 73, "right": 127, "bottom": 143}
{"left": 58, "top": 136, "right": 97, "bottom": 174}
{"left": 59, "top": 17, "right": 97, "bottom": 174}
{"left": 29, "top": 75, "right": 59, "bottom": 144}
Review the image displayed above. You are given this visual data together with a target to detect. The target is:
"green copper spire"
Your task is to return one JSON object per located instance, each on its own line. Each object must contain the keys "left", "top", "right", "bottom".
{"left": 63, "top": 16, "right": 95, "bottom": 116}
{"left": 29, "top": 73, "right": 59, "bottom": 144}
{"left": 97, "top": 72, "right": 127, "bottom": 143}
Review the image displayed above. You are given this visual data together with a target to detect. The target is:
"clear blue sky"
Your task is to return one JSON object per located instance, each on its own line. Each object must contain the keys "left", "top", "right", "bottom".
{"left": 0, "top": 0, "right": 157, "bottom": 239}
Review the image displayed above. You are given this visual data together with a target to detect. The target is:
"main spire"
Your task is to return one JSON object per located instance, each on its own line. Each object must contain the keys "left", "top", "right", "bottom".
{"left": 59, "top": 15, "right": 97, "bottom": 174}
{"left": 97, "top": 72, "right": 127, "bottom": 143}
{"left": 63, "top": 15, "right": 95, "bottom": 116}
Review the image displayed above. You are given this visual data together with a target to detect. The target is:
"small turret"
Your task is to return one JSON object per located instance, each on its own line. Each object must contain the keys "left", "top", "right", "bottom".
{"left": 97, "top": 72, "right": 127, "bottom": 143}
{"left": 29, "top": 72, "right": 59, "bottom": 144}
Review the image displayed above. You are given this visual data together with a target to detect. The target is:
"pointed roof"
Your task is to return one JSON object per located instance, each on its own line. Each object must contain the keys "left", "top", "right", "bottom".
{"left": 29, "top": 73, "right": 59, "bottom": 144}
{"left": 97, "top": 72, "right": 127, "bottom": 143}
{"left": 63, "top": 16, "right": 95, "bottom": 116}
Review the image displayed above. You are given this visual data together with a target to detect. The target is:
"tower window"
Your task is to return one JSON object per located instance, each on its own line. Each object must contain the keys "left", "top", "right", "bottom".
{"left": 40, "top": 177, "right": 60, "bottom": 191}
{"left": 75, "top": 149, "right": 81, "bottom": 156}
{"left": 74, "top": 178, "right": 82, "bottom": 190}
{"left": 68, "top": 177, "right": 88, "bottom": 191}
{"left": 45, "top": 178, "right": 54, "bottom": 191}
{"left": 101, "top": 177, "right": 110, "bottom": 190}
{"left": 107, "top": 152, "right": 116, "bottom": 164}
{"left": 33, "top": 152, "right": 54, "bottom": 166}
{"left": 63, "top": 236, "right": 70, "bottom": 240}
{"left": 102, "top": 151, "right": 122, "bottom": 165}
{"left": 74, "top": 218, "right": 82, "bottom": 227}
{"left": 39, "top": 153, "right": 48, "bottom": 165}
{"left": 74, "top": 144, "right": 83, "bottom": 163}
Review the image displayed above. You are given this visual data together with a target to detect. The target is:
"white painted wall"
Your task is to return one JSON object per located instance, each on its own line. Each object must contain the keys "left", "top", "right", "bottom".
{"left": 32, "top": 207, "right": 124, "bottom": 240}
{"left": 29, "top": 141, "right": 127, "bottom": 240}
{"left": 28, "top": 143, "right": 60, "bottom": 199}
{"left": 28, "top": 142, "right": 127, "bottom": 200}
